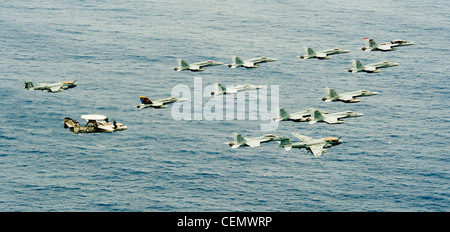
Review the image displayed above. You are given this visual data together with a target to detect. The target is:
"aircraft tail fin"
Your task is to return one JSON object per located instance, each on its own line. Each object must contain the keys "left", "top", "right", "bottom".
{"left": 177, "top": 59, "right": 190, "bottom": 69}
{"left": 139, "top": 96, "right": 153, "bottom": 104}
{"left": 232, "top": 133, "right": 247, "bottom": 144}
{"left": 309, "top": 109, "right": 324, "bottom": 123}
{"left": 364, "top": 38, "right": 377, "bottom": 48}
{"left": 232, "top": 56, "right": 244, "bottom": 65}
{"left": 213, "top": 83, "right": 226, "bottom": 93}
{"left": 325, "top": 88, "right": 339, "bottom": 99}
{"left": 24, "top": 81, "right": 34, "bottom": 90}
{"left": 306, "top": 47, "right": 317, "bottom": 56}
{"left": 279, "top": 108, "right": 290, "bottom": 120}
{"left": 352, "top": 60, "right": 364, "bottom": 71}
{"left": 279, "top": 138, "right": 293, "bottom": 151}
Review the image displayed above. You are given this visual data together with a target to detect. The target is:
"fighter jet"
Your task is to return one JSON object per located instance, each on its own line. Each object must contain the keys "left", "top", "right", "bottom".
{"left": 279, "top": 132, "right": 343, "bottom": 157}
{"left": 273, "top": 108, "right": 328, "bottom": 122}
{"left": 228, "top": 56, "right": 277, "bottom": 68}
{"left": 211, "top": 83, "right": 261, "bottom": 95}
{"left": 24, "top": 80, "right": 77, "bottom": 92}
{"left": 322, "top": 88, "right": 379, "bottom": 103}
{"left": 227, "top": 133, "right": 289, "bottom": 148}
{"left": 299, "top": 47, "right": 350, "bottom": 59}
{"left": 64, "top": 115, "right": 127, "bottom": 134}
{"left": 348, "top": 60, "right": 399, "bottom": 73}
{"left": 362, "top": 38, "right": 414, "bottom": 52}
{"left": 308, "top": 108, "right": 364, "bottom": 124}
{"left": 137, "top": 96, "right": 188, "bottom": 109}
{"left": 174, "top": 59, "right": 223, "bottom": 71}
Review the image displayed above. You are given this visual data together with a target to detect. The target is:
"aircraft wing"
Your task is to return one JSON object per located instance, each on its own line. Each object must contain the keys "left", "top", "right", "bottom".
{"left": 288, "top": 111, "right": 309, "bottom": 120}
{"left": 291, "top": 132, "right": 313, "bottom": 142}
{"left": 246, "top": 139, "right": 261, "bottom": 148}
{"left": 309, "top": 144, "right": 325, "bottom": 157}
{"left": 231, "top": 144, "right": 242, "bottom": 149}
{"left": 151, "top": 101, "right": 165, "bottom": 107}
{"left": 97, "top": 123, "right": 115, "bottom": 132}
{"left": 338, "top": 94, "right": 355, "bottom": 102}
{"left": 377, "top": 44, "right": 394, "bottom": 51}
{"left": 315, "top": 53, "right": 328, "bottom": 58}
{"left": 49, "top": 86, "right": 63, "bottom": 92}
{"left": 243, "top": 61, "right": 257, "bottom": 68}
{"left": 188, "top": 65, "right": 202, "bottom": 71}
{"left": 364, "top": 65, "right": 378, "bottom": 72}
{"left": 323, "top": 115, "right": 340, "bottom": 124}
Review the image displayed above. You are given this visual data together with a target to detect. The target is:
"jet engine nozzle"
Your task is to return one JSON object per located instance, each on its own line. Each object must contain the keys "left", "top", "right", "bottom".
{"left": 229, "top": 142, "right": 234, "bottom": 146}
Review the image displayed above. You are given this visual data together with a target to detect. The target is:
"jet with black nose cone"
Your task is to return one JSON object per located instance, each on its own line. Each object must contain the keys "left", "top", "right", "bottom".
{"left": 174, "top": 59, "right": 223, "bottom": 71}
{"left": 228, "top": 56, "right": 277, "bottom": 68}
{"left": 227, "top": 133, "right": 289, "bottom": 148}
{"left": 64, "top": 115, "right": 127, "bottom": 134}
{"left": 322, "top": 88, "right": 379, "bottom": 103}
{"left": 279, "top": 133, "right": 343, "bottom": 157}
{"left": 299, "top": 47, "right": 350, "bottom": 59}
{"left": 348, "top": 60, "right": 399, "bottom": 73}
{"left": 25, "top": 80, "right": 77, "bottom": 92}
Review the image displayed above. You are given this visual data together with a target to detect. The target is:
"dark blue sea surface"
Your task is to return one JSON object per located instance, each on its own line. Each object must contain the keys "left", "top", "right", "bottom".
{"left": 0, "top": 0, "right": 449, "bottom": 211}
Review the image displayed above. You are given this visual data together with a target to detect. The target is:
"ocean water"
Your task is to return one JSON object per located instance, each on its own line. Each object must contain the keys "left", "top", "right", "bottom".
{"left": 0, "top": 0, "right": 449, "bottom": 211}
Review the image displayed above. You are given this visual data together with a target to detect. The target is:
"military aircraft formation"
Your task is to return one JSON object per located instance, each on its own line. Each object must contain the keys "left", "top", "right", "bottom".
{"left": 273, "top": 108, "right": 363, "bottom": 124}
{"left": 23, "top": 37, "right": 412, "bottom": 156}
{"left": 224, "top": 37, "right": 413, "bottom": 157}
{"left": 226, "top": 132, "right": 343, "bottom": 157}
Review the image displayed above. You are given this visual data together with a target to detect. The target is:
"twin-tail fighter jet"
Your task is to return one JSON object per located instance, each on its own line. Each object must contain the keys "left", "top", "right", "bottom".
{"left": 273, "top": 108, "right": 328, "bottom": 122}
{"left": 228, "top": 56, "right": 277, "bottom": 68}
{"left": 25, "top": 80, "right": 77, "bottom": 92}
{"left": 299, "top": 47, "right": 350, "bottom": 59}
{"left": 362, "top": 38, "right": 414, "bottom": 52}
{"left": 279, "top": 132, "right": 343, "bottom": 157}
{"left": 308, "top": 109, "right": 364, "bottom": 124}
{"left": 348, "top": 60, "right": 399, "bottom": 73}
{"left": 227, "top": 133, "right": 289, "bottom": 148}
{"left": 322, "top": 88, "right": 379, "bottom": 103}
{"left": 211, "top": 83, "right": 261, "bottom": 95}
{"left": 137, "top": 96, "right": 188, "bottom": 109}
{"left": 64, "top": 115, "right": 127, "bottom": 134}
{"left": 174, "top": 59, "right": 223, "bottom": 71}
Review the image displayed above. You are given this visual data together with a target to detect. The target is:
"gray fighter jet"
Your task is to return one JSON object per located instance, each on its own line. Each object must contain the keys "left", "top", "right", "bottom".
{"left": 227, "top": 133, "right": 289, "bottom": 148}
{"left": 64, "top": 115, "right": 127, "bottom": 134}
{"left": 273, "top": 108, "right": 328, "bottom": 122}
{"left": 228, "top": 56, "right": 277, "bottom": 68}
{"left": 279, "top": 132, "right": 343, "bottom": 157}
{"left": 362, "top": 38, "right": 414, "bottom": 51}
{"left": 174, "top": 59, "right": 223, "bottom": 71}
{"left": 308, "top": 109, "right": 364, "bottom": 124}
{"left": 348, "top": 60, "right": 399, "bottom": 73}
{"left": 299, "top": 47, "right": 350, "bottom": 59}
{"left": 211, "top": 83, "right": 261, "bottom": 96}
{"left": 137, "top": 96, "right": 188, "bottom": 109}
{"left": 322, "top": 88, "right": 379, "bottom": 103}
{"left": 25, "top": 80, "right": 77, "bottom": 92}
